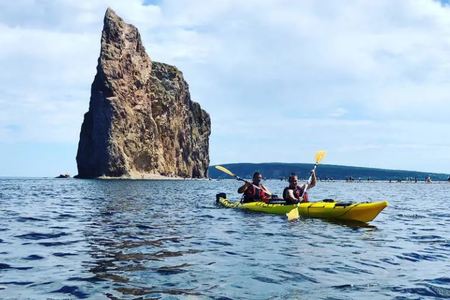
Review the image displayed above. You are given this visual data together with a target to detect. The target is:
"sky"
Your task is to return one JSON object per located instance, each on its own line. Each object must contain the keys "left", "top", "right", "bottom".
{"left": 0, "top": 0, "right": 450, "bottom": 176}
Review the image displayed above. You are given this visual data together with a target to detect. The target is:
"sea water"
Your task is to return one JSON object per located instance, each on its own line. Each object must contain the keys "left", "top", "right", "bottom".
{"left": 0, "top": 178, "right": 449, "bottom": 299}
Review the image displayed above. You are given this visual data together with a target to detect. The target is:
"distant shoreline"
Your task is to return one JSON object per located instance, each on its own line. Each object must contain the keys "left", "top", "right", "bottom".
{"left": 0, "top": 175, "right": 208, "bottom": 180}
{"left": 0, "top": 177, "right": 448, "bottom": 182}
{"left": 209, "top": 163, "right": 449, "bottom": 181}
{"left": 96, "top": 174, "right": 205, "bottom": 180}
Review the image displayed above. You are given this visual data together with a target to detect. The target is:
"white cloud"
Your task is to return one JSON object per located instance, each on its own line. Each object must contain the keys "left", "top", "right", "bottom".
{"left": 0, "top": 0, "right": 450, "bottom": 174}
{"left": 329, "top": 108, "right": 347, "bottom": 118}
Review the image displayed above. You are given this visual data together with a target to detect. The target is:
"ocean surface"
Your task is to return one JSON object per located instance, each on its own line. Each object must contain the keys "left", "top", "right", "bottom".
{"left": 0, "top": 178, "right": 449, "bottom": 299}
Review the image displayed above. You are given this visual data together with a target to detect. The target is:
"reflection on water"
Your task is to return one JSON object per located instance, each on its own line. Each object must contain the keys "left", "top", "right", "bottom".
{"left": 80, "top": 181, "right": 209, "bottom": 298}
{"left": 0, "top": 178, "right": 449, "bottom": 299}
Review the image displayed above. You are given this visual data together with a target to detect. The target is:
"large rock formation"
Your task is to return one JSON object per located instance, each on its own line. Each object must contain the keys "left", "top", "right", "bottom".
{"left": 76, "top": 8, "right": 211, "bottom": 178}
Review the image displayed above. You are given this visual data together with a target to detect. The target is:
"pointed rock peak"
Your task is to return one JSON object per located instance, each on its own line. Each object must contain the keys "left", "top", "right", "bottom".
{"left": 99, "top": 7, "right": 146, "bottom": 62}
{"left": 103, "top": 7, "right": 126, "bottom": 29}
{"left": 105, "top": 7, "right": 119, "bottom": 21}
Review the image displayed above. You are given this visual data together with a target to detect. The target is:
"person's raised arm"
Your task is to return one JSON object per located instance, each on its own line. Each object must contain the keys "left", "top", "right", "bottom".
{"left": 308, "top": 170, "right": 317, "bottom": 189}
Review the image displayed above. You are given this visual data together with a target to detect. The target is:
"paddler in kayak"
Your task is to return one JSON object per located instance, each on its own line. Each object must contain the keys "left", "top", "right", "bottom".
{"left": 238, "top": 172, "right": 271, "bottom": 203}
{"left": 283, "top": 172, "right": 317, "bottom": 204}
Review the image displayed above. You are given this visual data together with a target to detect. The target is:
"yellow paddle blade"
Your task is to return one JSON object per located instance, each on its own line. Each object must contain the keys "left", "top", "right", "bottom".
{"left": 315, "top": 150, "right": 327, "bottom": 164}
{"left": 215, "top": 165, "right": 236, "bottom": 177}
{"left": 286, "top": 207, "right": 299, "bottom": 221}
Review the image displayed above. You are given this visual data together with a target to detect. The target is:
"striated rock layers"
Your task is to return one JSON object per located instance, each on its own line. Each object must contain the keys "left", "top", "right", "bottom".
{"left": 76, "top": 8, "right": 211, "bottom": 178}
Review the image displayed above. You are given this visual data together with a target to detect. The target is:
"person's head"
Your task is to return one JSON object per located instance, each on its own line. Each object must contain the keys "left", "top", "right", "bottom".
{"left": 252, "top": 172, "right": 263, "bottom": 184}
{"left": 288, "top": 173, "right": 298, "bottom": 187}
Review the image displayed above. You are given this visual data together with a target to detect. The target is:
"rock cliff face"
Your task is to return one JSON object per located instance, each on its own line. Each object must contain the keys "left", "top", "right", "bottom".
{"left": 76, "top": 8, "right": 211, "bottom": 178}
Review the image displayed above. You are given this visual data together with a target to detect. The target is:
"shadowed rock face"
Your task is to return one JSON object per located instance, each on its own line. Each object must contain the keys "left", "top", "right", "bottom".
{"left": 76, "top": 8, "right": 211, "bottom": 178}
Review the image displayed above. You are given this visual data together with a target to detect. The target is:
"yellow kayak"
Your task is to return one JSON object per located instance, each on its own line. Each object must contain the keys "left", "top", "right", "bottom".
{"left": 216, "top": 193, "right": 388, "bottom": 223}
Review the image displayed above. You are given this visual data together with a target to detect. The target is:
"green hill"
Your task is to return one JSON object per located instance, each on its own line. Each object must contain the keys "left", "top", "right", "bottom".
{"left": 208, "top": 163, "right": 449, "bottom": 181}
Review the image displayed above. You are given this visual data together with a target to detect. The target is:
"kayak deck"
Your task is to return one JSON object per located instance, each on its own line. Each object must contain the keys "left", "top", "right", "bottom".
{"left": 216, "top": 193, "right": 388, "bottom": 223}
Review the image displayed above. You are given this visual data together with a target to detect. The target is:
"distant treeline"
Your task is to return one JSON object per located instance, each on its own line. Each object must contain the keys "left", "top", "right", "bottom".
{"left": 208, "top": 163, "right": 450, "bottom": 181}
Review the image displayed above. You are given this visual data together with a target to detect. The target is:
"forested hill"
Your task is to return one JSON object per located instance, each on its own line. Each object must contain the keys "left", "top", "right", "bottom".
{"left": 208, "top": 163, "right": 449, "bottom": 181}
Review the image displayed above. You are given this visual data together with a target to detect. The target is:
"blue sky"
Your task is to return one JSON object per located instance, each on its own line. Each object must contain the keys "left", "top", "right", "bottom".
{"left": 1, "top": 0, "right": 450, "bottom": 176}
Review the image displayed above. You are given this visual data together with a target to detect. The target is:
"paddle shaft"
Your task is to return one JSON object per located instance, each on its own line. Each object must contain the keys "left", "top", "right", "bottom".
{"left": 214, "top": 166, "right": 272, "bottom": 196}
{"left": 300, "top": 164, "right": 318, "bottom": 198}
{"left": 237, "top": 177, "right": 272, "bottom": 196}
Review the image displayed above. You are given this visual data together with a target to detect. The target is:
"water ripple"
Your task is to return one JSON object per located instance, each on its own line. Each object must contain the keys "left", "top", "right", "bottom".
{"left": 15, "top": 232, "right": 69, "bottom": 240}
{"left": 51, "top": 285, "right": 89, "bottom": 299}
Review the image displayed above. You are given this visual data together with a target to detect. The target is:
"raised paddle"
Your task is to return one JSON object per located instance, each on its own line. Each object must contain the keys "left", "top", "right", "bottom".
{"left": 214, "top": 165, "right": 272, "bottom": 196}
{"left": 286, "top": 150, "right": 327, "bottom": 221}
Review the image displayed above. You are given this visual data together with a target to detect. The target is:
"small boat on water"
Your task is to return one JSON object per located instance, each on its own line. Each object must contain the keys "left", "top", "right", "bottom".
{"left": 216, "top": 193, "right": 388, "bottom": 223}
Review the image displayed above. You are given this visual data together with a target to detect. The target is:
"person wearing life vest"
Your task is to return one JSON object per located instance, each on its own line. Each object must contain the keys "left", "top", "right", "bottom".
{"left": 283, "top": 172, "right": 316, "bottom": 204}
{"left": 237, "top": 172, "right": 271, "bottom": 203}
